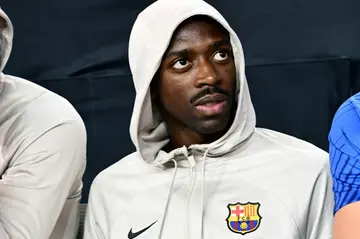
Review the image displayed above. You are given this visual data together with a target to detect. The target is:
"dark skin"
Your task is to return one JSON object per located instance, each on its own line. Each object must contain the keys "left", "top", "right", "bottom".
{"left": 0, "top": 17, "right": 6, "bottom": 31}
{"left": 152, "top": 16, "right": 237, "bottom": 151}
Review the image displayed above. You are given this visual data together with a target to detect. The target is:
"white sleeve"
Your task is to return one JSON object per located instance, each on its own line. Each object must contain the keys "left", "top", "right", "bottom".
{"left": 0, "top": 121, "right": 86, "bottom": 239}
{"left": 306, "top": 161, "right": 334, "bottom": 239}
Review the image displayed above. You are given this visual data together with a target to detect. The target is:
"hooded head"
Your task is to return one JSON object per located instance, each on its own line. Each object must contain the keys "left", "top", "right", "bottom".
{"left": 0, "top": 8, "right": 13, "bottom": 73}
{"left": 128, "top": 0, "right": 256, "bottom": 164}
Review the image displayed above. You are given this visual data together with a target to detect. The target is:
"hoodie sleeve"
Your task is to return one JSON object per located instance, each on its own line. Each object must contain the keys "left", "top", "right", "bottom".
{"left": 305, "top": 160, "right": 334, "bottom": 239}
{"left": 0, "top": 120, "right": 86, "bottom": 239}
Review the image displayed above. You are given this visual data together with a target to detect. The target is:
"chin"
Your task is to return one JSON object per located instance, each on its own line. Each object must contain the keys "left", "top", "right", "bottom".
{"left": 195, "top": 118, "right": 230, "bottom": 135}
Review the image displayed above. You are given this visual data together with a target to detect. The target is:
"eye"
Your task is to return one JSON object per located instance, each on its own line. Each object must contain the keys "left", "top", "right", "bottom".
{"left": 172, "top": 59, "right": 189, "bottom": 69}
{"left": 213, "top": 50, "right": 229, "bottom": 61}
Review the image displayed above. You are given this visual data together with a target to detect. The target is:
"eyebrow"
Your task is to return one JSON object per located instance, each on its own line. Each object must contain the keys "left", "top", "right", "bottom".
{"left": 211, "top": 39, "right": 231, "bottom": 49}
{"left": 165, "top": 39, "right": 231, "bottom": 59}
{"left": 165, "top": 49, "right": 188, "bottom": 58}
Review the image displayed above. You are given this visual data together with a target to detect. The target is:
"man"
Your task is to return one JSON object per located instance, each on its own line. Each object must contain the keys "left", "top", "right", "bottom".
{"left": 0, "top": 8, "right": 86, "bottom": 239}
{"left": 84, "top": 0, "right": 333, "bottom": 238}
{"left": 329, "top": 92, "right": 360, "bottom": 239}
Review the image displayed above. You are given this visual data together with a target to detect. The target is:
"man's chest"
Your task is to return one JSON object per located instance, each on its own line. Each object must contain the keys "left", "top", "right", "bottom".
{"left": 105, "top": 173, "right": 304, "bottom": 239}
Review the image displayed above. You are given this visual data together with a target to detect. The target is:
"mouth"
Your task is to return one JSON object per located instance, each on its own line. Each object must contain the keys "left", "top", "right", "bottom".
{"left": 193, "top": 93, "right": 229, "bottom": 115}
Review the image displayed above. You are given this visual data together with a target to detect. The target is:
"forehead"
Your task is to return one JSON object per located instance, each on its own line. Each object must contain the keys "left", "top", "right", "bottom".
{"left": 168, "top": 16, "right": 229, "bottom": 48}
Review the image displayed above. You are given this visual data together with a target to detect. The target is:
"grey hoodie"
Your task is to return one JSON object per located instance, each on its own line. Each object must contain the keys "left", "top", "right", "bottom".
{"left": 0, "top": 8, "right": 86, "bottom": 239}
{"left": 84, "top": 0, "right": 333, "bottom": 238}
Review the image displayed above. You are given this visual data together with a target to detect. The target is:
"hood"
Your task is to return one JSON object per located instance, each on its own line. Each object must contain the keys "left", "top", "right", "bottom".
{"left": 0, "top": 7, "right": 13, "bottom": 72}
{"left": 128, "top": 0, "right": 256, "bottom": 164}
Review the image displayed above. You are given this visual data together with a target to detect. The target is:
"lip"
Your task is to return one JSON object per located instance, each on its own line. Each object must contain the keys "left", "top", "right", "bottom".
{"left": 193, "top": 94, "right": 229, "bottom": 116}
{"left": 193, "top": 93, "right": 228, "bottom": 106}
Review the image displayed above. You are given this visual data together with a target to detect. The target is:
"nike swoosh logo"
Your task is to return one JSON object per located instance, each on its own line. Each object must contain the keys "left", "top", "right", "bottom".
{"left": 128, "top": 221, "right": 157, "bottom": 239}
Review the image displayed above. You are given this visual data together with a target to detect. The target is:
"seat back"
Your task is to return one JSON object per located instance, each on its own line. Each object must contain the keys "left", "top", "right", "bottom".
{"left": 77, "top": 203, "right": 88, "bottom": 239}
{"left": 246, "top": 57, "right": 352, "bottom": 150}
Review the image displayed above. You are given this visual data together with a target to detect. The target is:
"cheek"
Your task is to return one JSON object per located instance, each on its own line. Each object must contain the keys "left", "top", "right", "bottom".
{"left": 158, "top": 80, "right": 189, "bottom": 110}
{"left": 219, "top": 66, "right": 237, "bottom": 88}
{"left": 159, "top": 72, "right": 193, "bottom": 102}
{"left": 162, "top": 86, "right": 189, "bottom": 106}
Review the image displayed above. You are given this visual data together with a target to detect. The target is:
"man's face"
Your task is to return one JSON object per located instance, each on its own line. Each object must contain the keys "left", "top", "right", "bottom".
{"left": 153, "top": 16, "right": 237, "bottom": 135}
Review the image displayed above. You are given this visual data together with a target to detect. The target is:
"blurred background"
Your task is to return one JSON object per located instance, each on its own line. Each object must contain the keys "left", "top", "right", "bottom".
{"left": 2, "top": 0, "right": 359, "bottom": 203}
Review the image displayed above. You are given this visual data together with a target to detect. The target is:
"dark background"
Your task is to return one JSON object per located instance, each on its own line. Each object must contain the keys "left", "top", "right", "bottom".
{"left": 2, "top": 0, "right": 358, "bottom": 202}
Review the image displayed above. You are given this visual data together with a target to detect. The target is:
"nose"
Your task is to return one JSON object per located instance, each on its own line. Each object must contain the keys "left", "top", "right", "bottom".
{"left": 194, "top": 58, "right": 220, "bottom": 88}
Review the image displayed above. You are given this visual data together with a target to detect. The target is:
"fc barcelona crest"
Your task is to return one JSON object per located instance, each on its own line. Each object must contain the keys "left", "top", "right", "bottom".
{"left": 226, "top": 202, "right": 262, "bottom": 235}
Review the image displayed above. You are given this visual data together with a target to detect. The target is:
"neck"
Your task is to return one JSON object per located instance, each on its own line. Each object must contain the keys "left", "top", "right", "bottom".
{"left": 164, "top": 115, "right": 235, "bottom": 152}
{"left": 164, "top": 127, "right": 226, "bottom": 152}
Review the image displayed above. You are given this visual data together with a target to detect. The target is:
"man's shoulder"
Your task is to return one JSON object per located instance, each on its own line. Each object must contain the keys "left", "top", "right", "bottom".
{"left": 1, "top": 74, "right": 83, "bottom": 130}
{"left": 0, "top": 75, "right": 85, "bottom": 164}
{"left": 22, "top": 89, "right": 82, "bottom": 126}
{"left": 329, "top": 93, "right": 360, "bottom": 158}
{"left": 255, "top": 128, "right": 327, "bottom": 155}
{"left": 91, "top": 152, "right": 150, "bottom": 191}
{"left": 254, "top": 128, "right": 328, "bottom": 169}
{"left": 332, "top": 92, "right": 360, "bottom": 125}
{"left": 328, "top": 94, "right": 360, "bottom": 177}
{"left": 330, "top": 93, "right": 360, "bottom": 132}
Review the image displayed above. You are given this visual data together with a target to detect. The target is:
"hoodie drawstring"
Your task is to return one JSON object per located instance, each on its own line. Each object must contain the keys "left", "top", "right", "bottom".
{"left": 158, "top": 158, "right": 178, "bottom": 239}
{"left": 159, "top": 148, "right": 209, "bottom": 239}
{"left": 185, "top": 149, "right": 209, "bottom": 239}
{"left": 200, "top": 148, "right": 209, "bottom": 239}
{"left": 184, "top": 154, "right": 196, "bottom": 239}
